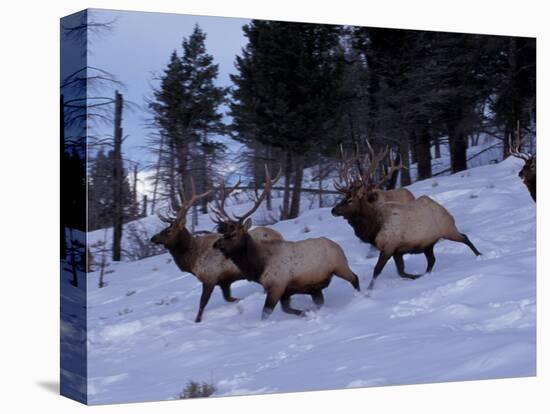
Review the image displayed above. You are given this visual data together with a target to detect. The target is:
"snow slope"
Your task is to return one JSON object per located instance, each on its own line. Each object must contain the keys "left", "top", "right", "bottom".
{"left": 85, "top": 157, "right": 536, "bottom": 404}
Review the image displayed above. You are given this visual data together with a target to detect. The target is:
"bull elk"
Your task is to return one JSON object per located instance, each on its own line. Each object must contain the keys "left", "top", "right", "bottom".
{"left": 332, "top": 146, "right": 481, "bottom": 290}
{"left": 150, "top": 180, "right": 283, "bottom": 322}
{"left": 211, "top": 167, "right": 360, "bottom": 320}
{"left": 509, "top": 132, "right": 536, "bottom": 202}
{"left": 335, "top": 142, "right": 415, "bottom": 204}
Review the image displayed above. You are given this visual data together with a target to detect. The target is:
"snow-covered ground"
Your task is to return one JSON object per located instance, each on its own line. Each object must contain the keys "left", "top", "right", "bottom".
{"left": 84, "top": 156, "right": 535, "bottom": 404}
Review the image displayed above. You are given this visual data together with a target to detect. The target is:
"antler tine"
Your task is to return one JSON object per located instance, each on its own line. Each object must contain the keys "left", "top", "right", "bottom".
{"left": 376, "top": 148, "right": 406, "bottom": 187}
{"left": 157, "top": 210, "right": 175, "bottom": 224}
{"left": 508, "top": 131, "right": 531, "bottom": 161}
{"left": 334, "top": 144, "right": 351, "bottom": 191}
{"left": 234, "top": 165, "right": 281, "bottom": 223}
{"left": 361, "top": 141, "right": 388, "bottom": 184}
{"left": 174, "top": 177, "right": 213, "bottom": 224}
{"left": 210, "top": 176, "right": 242, "bottom": 224}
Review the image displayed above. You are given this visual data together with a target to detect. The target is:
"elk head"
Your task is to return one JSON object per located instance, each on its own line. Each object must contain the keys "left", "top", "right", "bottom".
{"left": 211, "top": 166, "right": 280, "bottom": 256}
{"left": 150, "top": 179, "right": 212, "bottom": 248}
{"left": 332, "top": 142, "right": 403, "bottom": 218}
{"left": 509, "top": 131, "right": 536, "bottom": 202}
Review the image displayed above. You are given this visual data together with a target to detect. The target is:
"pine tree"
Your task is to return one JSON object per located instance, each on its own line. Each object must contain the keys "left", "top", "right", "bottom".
{"left": 88, "top": 149, "right": 136, "bottom": 231}
{"left": 231, "top": 21, "right": 347, "bottom": 218}
{"left": 149, "top": 24, "right": 227, "bottom": 209}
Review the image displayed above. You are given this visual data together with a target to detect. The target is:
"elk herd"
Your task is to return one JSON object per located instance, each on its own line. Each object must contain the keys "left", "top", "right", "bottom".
{"left": 150, "top": 138, "right": 535, "bottom": 323}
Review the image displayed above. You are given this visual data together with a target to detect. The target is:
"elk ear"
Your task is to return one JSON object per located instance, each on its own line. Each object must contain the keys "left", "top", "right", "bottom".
{"left": 243, "top": 218, "right": 253, "bottom": 231}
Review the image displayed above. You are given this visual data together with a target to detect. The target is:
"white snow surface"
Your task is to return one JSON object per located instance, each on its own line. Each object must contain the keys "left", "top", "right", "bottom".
{"left": 86, "top": 156, "right": 535, "bottom": 404}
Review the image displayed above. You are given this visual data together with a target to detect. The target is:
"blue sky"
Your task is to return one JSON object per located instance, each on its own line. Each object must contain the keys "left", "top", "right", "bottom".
{"left": 87, "top": 9, "right": 250, "bottom": 167}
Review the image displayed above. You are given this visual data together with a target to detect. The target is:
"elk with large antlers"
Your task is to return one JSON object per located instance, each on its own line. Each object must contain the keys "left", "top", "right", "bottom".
{"left": 509, "top": 131, "right": 536, "bottom": 202}
{"left": 212, "top": 167, "right": 360, "bottom": 320}
{"left": 150, "top": 179, "right": 283, "bottom": 322}
{"left": 335, "top": 143, "right": 414, "bottom": 206}
{"left": 332, "top": 145, "right": 481, "bottom": 290}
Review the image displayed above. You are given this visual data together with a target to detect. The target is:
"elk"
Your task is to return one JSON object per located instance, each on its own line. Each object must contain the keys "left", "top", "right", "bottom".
{"left": 150, "top": 180, "right": 283, "bottom": 322}
{"left": 509, "top": 133, "right": 536, "bottom": 202}
{"left": 211, "top": 167, "right": 360, "bottom": 320}
{"left": 332, "top": 146, "right": 481, "bottom": 290}
{"left": 336, "top": 143, "right": 415, "bottom": 205}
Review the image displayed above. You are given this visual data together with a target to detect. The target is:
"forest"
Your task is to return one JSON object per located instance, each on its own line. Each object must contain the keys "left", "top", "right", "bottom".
{"left": 62, "top": 17, "right": 535, "bottom": 263}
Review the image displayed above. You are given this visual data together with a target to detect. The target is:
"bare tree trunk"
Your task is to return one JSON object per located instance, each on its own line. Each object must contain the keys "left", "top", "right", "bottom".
{"left": 289, "top": 154, "right": 304, "bottom": 219}
{"left": 399, "top": 139, "right": 412, "bottom": 186}
{"left": 112, "top": 91, "right": 124, "bottom": 262}
{"left": 416, "top": 127, "right": 433, "bottom": 180}
{"left": 434, "top": 136, "right": 441, "bottom": 159}
{"left": 448, "top": 123, "right": 468, "bottom": 173}
{"left": 387, "top": 150, "right": 400, "bottom": 190}
{"left": 280, "top": 150, "right": 292, "bottom": 220}
{"left": 150, "top": 134, "right": 164, "bottom": 214}
{"left": 265, "top": 145, "right": 272, "bottom": 211}
{"left": 409, "top": 131, "right": 418, "bottom": 165}
{"left": 132, "top": 163, "right": 138, "bottom": 203}
{"left": 318, "top": 155, "right": 324, "bottom": 208}
{"left": 98, "top": 230, "right": 109, "bottom": 288}
{"left": 142, "top": 195, "right": 148, "bottom": 217}
{"left": 168, "top": 139, "right": 178, "bottom": 210}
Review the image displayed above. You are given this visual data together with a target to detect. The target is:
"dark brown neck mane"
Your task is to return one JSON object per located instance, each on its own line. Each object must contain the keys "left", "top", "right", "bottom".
{"left": 526, "top": 175, "right": 536, "bottom": 202}
{"left": 167, "top": 229, "right": 198, "bottom": 274}
{"left": 344, "top": 201, "right": 384, "bottom": 245}
{"left": 223, "top": 233, "right": 266, "bottom": 282}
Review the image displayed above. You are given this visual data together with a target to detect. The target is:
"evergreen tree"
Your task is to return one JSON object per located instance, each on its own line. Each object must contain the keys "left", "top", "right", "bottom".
{"left": 149, "top": 24, "right": 227, "bottom": 210}
{"left": 88, "top": 149, "right": 136, "bottom": 231}
{"left": 231, "top": 20, "right": 346, "bottom": 218}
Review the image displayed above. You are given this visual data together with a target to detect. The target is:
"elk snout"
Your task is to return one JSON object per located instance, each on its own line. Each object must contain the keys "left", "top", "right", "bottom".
{"left": 150, "top": 234, "right": 162, "bottom": 244}
{"left": 331, "top": 205, "right": 343, "bottom": 217}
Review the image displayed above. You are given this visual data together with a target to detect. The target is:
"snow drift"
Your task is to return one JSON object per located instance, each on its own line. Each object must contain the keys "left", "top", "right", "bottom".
{"left": 83, "top": 156, "right": 536, "bottom": 404}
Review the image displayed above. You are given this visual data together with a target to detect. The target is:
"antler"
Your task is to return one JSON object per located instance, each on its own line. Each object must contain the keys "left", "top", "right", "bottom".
{"left": 334, "top": 144, "right": 357, "bottom": 194}
{"left": 176, "top": 177, "right": 212, "bottom": 224}
{"left": 508, "top": 123, "right": 532, "bottom": 161}
{"left": 375, "top": 149, "right": 406, "bottom": 187}
{"left": 157, "top": 177, "right": 212, "bottom": 226}
{"left": 210, "top": 176, "right": 242, "bottom": 225}
{"left": 360, "top": 140, "right": 389, "bottom": 185}
{"left": 211, "top": 165, "right": 281, "bottom": 224}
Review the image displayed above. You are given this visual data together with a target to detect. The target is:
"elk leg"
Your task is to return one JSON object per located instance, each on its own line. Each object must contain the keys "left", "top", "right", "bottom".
{"left": 280, "top": 293, "right": 306, "bottom": 317}
{"left": 460, "top": 233, "right": 482, "bottom": 256}
{"left": 261, "top": 286, "right": 284, "bottom": 320}
{"left": 220, "top": 281, "right": 240, "bottom": 302}
{"left": 367, "top": 252, "right": 392, "bottom": 290}
{"left": 195, "top": 283, "right": 215, "bottom": 323}
{"left": 424, "top": 244, "right": 436, "bottom": 273}
{"left": 310, "top": 290, "right": 325, "bottom": 309}
{"left": 393, "top": 253, "right": 423, "bottom": 280}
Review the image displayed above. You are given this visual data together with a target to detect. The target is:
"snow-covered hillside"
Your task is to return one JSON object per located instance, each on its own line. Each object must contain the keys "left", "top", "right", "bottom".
{"left": 84, "top": 157, "right": 536, "bottom": 404}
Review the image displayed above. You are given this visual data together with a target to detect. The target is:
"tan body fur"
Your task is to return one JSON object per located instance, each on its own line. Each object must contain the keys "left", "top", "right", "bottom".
{"left": 375, "top": 187, "right": 415, "bottom": 204}
{"left": 213, "top": 226, "right": 360, "bottom": 320}
{"left": 376, "top": 196, "right": 464, "bottom": 254}
{"left": 189, "top": 228, "right": 283, "bottom": 286}
{"left": 151, "top": 223, "right": 282, "bottom": 322}
{"left": 256, "top": 237, "right": 358, "bottom": 295}
{"left": 332, "top": 186, "right": 481, "bottom": 290}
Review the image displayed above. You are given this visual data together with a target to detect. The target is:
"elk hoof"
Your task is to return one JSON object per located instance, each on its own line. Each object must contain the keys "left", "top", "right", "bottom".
{"left": 261, "top": 308, "right": 273, "bottom": 320}
{"left": 401, "top": 273, "right": 422, "bottom": 280}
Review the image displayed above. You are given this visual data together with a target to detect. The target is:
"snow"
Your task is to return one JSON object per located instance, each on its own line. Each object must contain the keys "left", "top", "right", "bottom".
{"left": 83, "top": 156, "right": 535, "bottom": 404}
